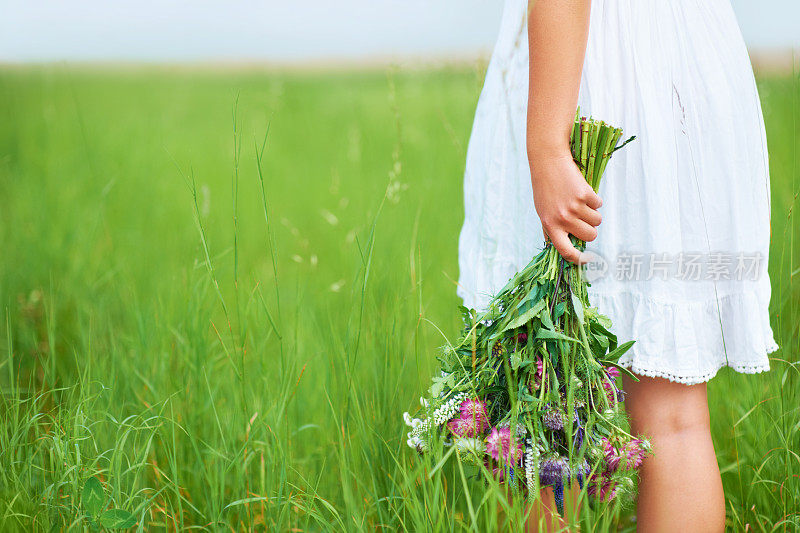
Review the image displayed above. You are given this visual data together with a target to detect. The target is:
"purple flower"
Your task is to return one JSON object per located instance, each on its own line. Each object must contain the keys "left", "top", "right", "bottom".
{"left": 530, "top": 358, "right": 545, "bottom": 391}
{"left": 601, "top": 437, "right": 621, "bottom": 472}
{"left": 605, "top": 366, "right": 620, "bottom": 379}
{"left": 573, "top": 460, "right": 590, "bottom": 490}
{"left": 588, "top": 473, "right": 617, "bottom": 501}
{"left": 622, "top": 438, "right": 647, "bottom": 469}
{"left": 447, "top": 399, "right": 489, "bottom": 437}
{"left": 460, "top": 398, "right": 488, "bottom": 424}
{"left": 601, "top": 377, "right": 619, "bottom": 406}
{"left": 448, "top": 417, "right": 475, "bottom": 437}
{"left": 572, "top": 408, "right": 585, "bottom": 450}
{"left": 553, "top": 479, "right": 565, "bottom": 516}
{"left": 539, "top": 454, "right": 568, "bottom": 486}
{"left": 486, "top": 427, "right": 523, "bottom": 465}
{"left": 542, "top": 405, "right": 564, "bottom": 431}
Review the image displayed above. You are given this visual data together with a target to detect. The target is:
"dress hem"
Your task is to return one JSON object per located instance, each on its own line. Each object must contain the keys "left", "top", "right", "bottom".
{"left": 618, "top": 340, "right": 778, "bottom": 385}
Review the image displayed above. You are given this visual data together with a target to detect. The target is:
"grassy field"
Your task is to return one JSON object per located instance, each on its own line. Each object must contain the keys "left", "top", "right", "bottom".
{"left": 0, "top": 64, "right": 798, "bottom": 531}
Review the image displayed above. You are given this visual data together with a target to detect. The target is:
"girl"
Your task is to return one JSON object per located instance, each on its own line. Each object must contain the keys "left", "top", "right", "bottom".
{"left": 457, "top": 0, "right": 778, "bottom": 529}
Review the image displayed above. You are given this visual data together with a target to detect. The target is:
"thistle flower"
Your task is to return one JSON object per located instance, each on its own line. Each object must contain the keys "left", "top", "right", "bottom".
{"left": 622, "top": 438, "right": 650, "bottom": 469}
{"left": 640, "top": 438, "right": 652, "bottom": 455}
{"left": 448, "top": 416, "right": 480, "bottom": 437}
{"left": 447, "top": 398, "right": 489, "bottom": 437}
{"left": 542, "top": 406, "right": 564, "bottom": 431}
{"left": 617, "top": 476, "right": 635, "bottom": 496}
{"left": 601, "top": 376, "right": 618, "bottom": 406}
{"left": 486, "top": 426, "right": 523, "bottom": 465}
{"left": 601, "top": 437, "right": 621, "bottom": 472}
{"left": 459, "top": 398, "right": 488, "bottom": 424}
{"left": 588, "top": 473, "right": 617, "bottom": 501}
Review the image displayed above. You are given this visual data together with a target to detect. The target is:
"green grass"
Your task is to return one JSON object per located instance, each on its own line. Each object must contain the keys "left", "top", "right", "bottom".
{"left": 0, "top": 64, "right": 797, "bottom": 531}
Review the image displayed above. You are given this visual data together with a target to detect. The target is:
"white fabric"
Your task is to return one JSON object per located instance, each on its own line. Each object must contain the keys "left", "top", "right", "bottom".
{"left": 456, "top": 0, "right": 779, "bottom": 384}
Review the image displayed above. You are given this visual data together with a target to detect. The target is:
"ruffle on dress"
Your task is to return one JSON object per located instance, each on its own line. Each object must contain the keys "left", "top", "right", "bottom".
{"left": 586, "top": 288, "right": 777, "bottom": 384}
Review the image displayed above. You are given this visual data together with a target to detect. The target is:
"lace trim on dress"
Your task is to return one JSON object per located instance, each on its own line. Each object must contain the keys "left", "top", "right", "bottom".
{"left": 587, "top": 289, "right": 779, "bottom": 385}
{"left": 619, "top": 357, "right": 774, "bottom": 386}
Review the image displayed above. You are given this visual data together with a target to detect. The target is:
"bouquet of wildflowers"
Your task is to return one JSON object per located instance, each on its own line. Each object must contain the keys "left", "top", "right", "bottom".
{"left": 403, "top": 114, "right": 650, "bottom": 515}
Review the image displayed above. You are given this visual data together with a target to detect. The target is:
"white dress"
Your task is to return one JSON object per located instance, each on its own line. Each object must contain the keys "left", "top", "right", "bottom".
{"left": 457, "top": 0, "right": 779, "bottom": 384}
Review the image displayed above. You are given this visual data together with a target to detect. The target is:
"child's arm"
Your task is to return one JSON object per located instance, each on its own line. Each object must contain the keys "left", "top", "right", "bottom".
{"left": 527, "top": 0, "right": 601, "bottom": 264}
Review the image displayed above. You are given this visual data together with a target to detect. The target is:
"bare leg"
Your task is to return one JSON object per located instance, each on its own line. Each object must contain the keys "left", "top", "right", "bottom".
{"left": 524, "top": 484, "right": 581, "bottom": 532}
{"left": 622, "top": 373, "right": 725, "bottom": 532}
{"left": 499, "top": 484, "right": 581, "bottom": 532}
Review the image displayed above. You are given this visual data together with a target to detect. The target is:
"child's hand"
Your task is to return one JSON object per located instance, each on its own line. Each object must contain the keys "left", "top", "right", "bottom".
{"left": 530, "top": 151, "right": 602, "bottom": 264}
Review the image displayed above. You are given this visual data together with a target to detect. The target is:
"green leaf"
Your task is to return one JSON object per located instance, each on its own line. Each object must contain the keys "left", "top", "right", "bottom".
{"left": 510, "top": 351, "right": 522, "bottom": 371}
{"left": 516, "top": 285, "right": 543, "bottom": 310}
{"left": 458, "top": 305, "right": 473, "bottom": 327}
{"left": 597, "top": 313, "right": 613, "bottom": 329}
{"left": 502, "top": 299, "right": 546, "bottom": 332}
{"left": 81, "top": 477, "right": 105, "bottom": 518}
{"left": 535, "top": 329, "right": 579, "bottom": 343}
{"left": 540, "top": 306, "right": 554, "bottom": 330}
{"left": 592, "top": 332, "right": 610, "bottom": 350}
{"left": 599, "top": 358, "right": 640, "bottom": 381}
{"left": 570, "top": 293, "right": 584, "bottom": 325}
{"left": 604, "top": 340, "right": 635, "bottom": 361}
{"left": 518, "top": 391, "right": 537, "bottom": 402}
{"left": 477, "top": 385, "right": 507, "bottom": 395}
{"left": 99, "top": 509, "right": 137, "bottom": 529}
{"left": 429, "top": 373, "right": 454, "bottom": 398}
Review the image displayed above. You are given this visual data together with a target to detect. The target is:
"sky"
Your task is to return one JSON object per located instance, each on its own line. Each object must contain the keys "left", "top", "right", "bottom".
{"left": 1, "top": 0, "right": 798, "bottom": 63}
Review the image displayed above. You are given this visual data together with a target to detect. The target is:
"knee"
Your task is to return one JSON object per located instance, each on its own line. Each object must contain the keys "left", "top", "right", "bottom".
{"left": 625, "top": 380, "right": 711, "bottom": 438}
{"left": 649, "top": 407, "right": 709, "bottom": 438}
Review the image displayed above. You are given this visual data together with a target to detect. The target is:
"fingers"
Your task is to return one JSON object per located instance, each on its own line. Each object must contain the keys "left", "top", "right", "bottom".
{"left": 576, "top": 203, "right": 602, "bottom": 227}
{"left": 549, "top": 229, "right": 584, "bottom": 264}
{"left": 565, "top": 218, "right": 598, "bottom": 242}
{"left": 583, "top": 188, "right": 603, "bottom": 209}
